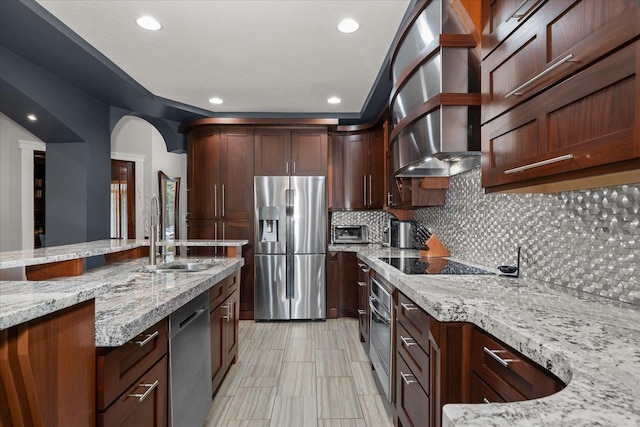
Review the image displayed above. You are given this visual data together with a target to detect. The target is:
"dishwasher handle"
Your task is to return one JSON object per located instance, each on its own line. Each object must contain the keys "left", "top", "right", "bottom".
{"left": 178, "top": 308, "right": 207, "bottom": 331}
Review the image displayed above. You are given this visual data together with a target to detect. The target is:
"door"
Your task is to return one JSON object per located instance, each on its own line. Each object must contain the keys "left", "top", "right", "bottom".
{"left": 254, "top": 255, "right": 288, "bottom": 320}
{"left": 187, "top": 131, "right": 220, "bottom": 219}
{"left": 110, "top": 159, "right": 136, "bottom": 239}
{"left": 343, "top": 133, "right": 368, "bottom": 209}
{"left": 290, "top": 176, "right": 326, "bottom": 254}
{"left": 220, "top": 127, "right": 254, "bottom": 219}
{"left": 254, "top": 128, "right": 290, "bottom": 175}
{"left": 254, "top": 176, "right": 288, "bottom": 255}
{"left": 369, "top": 128, "right": 386, "bottom": 208}
{"left": 291, "top": 254, "right": 326, "bottom": 320}
{"left": 291, "top": 129, "right": 328, "bottom": 176}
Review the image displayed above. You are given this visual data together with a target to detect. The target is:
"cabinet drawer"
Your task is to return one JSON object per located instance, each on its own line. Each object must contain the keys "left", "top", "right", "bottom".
{"left": 396, "top": 354, "right": 431, "bottom": 427}
{"left": 482, "top": 0, "right": 639, "bottom": 123}
{"left": 397, "top": 322, "right": 429, "bottom": 392}
{"left": 210, "top": 271, "right": 239, "bottom": 310}
{"left": 397, "top": 292, "right": 430, "bottom": 353}
{"left": 471, "top": 328, "right": 561, "bottom": 401}
{"left": 97, "top": 319, "right": 168, "bottom": 410}
{"left": 482, "top": 0, "right": 545, "bottom": 59}
{"left": 482, "top": 41, "right": 639, "bottom": 189}
{"left": 98, "top": 355, "right": 168, "bottom": 427}
{"left": 470, "top": 372, "right": 506, "bottom": 404}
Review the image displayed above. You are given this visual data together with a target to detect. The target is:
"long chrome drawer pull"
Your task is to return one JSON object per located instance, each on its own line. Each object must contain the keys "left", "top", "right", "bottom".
{"left": 505, "top": 54, "right": 574, "bottom": 98}
{"left": 507, "top": 0, "right": 530, "bottom": 20}
{"left": 357, "top": 309, "right": 366, "bottom": 316}
{"left": 363, "top": 175, "right": 367, "bottom": 205}
{"left": 134, "top": 331, "right": 159, "bottom": 348}
{"left": 504, "top": 154, "right": 574, "bottom": 174}
{"left": 400, "top": 302, "right": 418, "bottom": 311}
{"left": 369, "top": 300, "right": 391, "bottom": 324}
{"left": 129, "top": 380, "right": 159, "bottom": 402}
{"left": 400, "top": 335, "right": 417, "bottom": 347}
{"left": 400, "top": 372, "right": 417, "bottom": 386}
{"left": 222, "top": 303, "right": 230, "bottom": 320}
{"left": 483, "top": 346, "right": 516, "bottom": 368}
{"left": 358, "top": 281, "right": 367, "bottom": 287}
{"left": 357, "top": 263, "right": 366, "bottom": 268}
{"left": 483, "top": 397, "right": 491, "bottom": 404}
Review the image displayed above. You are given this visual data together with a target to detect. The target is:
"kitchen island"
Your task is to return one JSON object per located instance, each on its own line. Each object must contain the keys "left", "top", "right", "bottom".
{"left": 329, "top": 244, "right": 640, "bottom": 426}
{"left": 0, "top": 239, "right": 246, "bottom": 426}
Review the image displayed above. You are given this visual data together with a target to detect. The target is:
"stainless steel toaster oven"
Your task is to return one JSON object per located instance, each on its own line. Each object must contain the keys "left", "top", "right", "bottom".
{"left": 332, "top": 225, "right": 369, "bottom": 244}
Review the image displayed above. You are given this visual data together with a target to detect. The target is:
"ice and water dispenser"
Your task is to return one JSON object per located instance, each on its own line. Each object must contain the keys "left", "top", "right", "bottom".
{"left": 258, "top": 207, "right": 280, "bottom": 242}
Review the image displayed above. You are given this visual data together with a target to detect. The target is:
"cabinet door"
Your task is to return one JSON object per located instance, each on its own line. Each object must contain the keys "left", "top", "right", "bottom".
{"left": 98, "top": 355, "right": 168, "bottom": 427}
{"left": 396, "top": 355, "right": 430, "bottom": 427}
{"left": 327, "top": 252, "right": 340, "bottom": 319}
{"left": 254, "top": 128, "right": 290, "bottom": 175}
{"left": 210, "top": 303, "right": 226, "bottom": 394}
{"left": 186, "top": 219, "right": 220, "bottom": 257}
{"left": 342, "top": 133, "right": 369, "bottom": 209}
{"left": 220, "top": 127, "right": 254, "bottom": 219}
{"left": 291, "top": 129, "right": 328, "bottom": 176}
{"left": 482, "top": 41, "right": 639, "bottom": 189}
{"left": 329, "top": 134, "right": 345, "bottom": 209}
{"left": 481, "top": 0, "right": 544, "bottom": 59}
{"left": 368, "top": 129, "right": 386, "bottom": 208}
{"left": 221, "top": 220, "right": 254, "bottom": 318}
{"left": 338, "top": 252, "right": 359, "bottom": 318}
{"left": 224, "top": 291, "right": 239, "bottom": 369}
{"left": 187, "top": 130, "right": 220, "bottom": 219}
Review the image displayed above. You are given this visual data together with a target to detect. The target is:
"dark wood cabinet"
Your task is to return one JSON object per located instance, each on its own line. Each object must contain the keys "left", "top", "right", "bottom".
{"left": 255, "top": 128, "right": 328, "bottom": 176}
{"left": 0, "top": 300, "right": 96, "bottom": 427}
{"left": 330, "top": 128, "right": 385, "bottom": 209}
{"left": 96, "top": 319, "right": 168, "bottom": 427}
{"left": 481, "top": 0, "right": 640, "bottom": 191}
{"left": 210, "top": 272, "right": 239, "bottom": 394}
{"left": 326, "top": 252, "right": 360, "bottom": 319}
{"left": 357, "top": 261, "right": 370, "bottom": 345}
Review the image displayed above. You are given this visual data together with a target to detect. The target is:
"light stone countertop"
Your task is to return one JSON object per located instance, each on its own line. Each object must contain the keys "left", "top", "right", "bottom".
{"left": 329, "top": 244, "right": 640, "bottom": 426}
{"left": 0, "top": 239, "right": 248, "bottom": 269}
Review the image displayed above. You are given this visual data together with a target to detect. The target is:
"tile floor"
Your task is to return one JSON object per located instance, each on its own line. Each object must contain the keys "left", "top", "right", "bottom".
{"left": 205, "top": 318, "right": 394, "bottom": 427}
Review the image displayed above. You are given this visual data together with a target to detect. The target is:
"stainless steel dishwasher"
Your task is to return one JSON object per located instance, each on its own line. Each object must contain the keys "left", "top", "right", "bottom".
{"left": 169, "top": 291, "right": 212, "bottom": 427}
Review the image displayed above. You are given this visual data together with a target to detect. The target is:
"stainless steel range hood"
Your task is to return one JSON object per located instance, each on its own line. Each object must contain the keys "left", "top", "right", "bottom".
{"left": 389, "top": 0, "right": 480, "bottom": 178}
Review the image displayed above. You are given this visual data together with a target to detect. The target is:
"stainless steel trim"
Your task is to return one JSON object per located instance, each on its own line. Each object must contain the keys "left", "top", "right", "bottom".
{"left": 369, "top": 298, "right": 390, "bottom": 324}
{"left": 293, "top": 162, "right": 296, "bottom": 174}
{"left": 483, "top": 398, "right": 491, "bottom": 404}
{"left": 358, "top": 281, "right": 367, "bottom": 287}
{"left": 483, "top": 346, "right": 514, "bottom": 368}
{"left": 214, "top": 185, "right": 218, "bottom": 217}
{"left": 401, "top": 302, "right": 418, "bottom": 311}
{"left": 134, "top": 331, "right": 159, "bottom": 348}
{"left": 505, "top": 54, "right": 574, "bottom": 98}
{"left": 369, "top": 175, "right": 372, "bottom": 206}
{"left": 363, "top": 175, "right": 367, "bottom": 205}
{"left": 400, "top": 372, "right": 417, "bottom": 386}
{"left": 507, "top": 0, "right": 530, "bottom": 20}
{"left": 504, "top": 154, "right": 574, "bottom": 174}
{"left": 286, "top": 161, "right": 289, "bottom": 174}
{"left": 400, "top": 335, "right": 417, "bottom": 347}
{"left": 128, "top": 380, "right": 159, "bottom": 402}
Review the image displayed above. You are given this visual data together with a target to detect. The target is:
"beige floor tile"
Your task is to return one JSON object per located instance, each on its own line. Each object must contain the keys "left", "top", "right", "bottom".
{"left": 238, "top": 338, "right": 259, "bottom": 363}
{"left": 315, "top": 349, "right": 350, "bottom": 377}
{"left": 205, "top": 395, "right": 233, "bottom": 427}
{"left": 317, "top": 377, "right": 363, "bottom": 419}
{"left": 350, "top": 362, "right": 380, "bottom": 395}
{"left": 258, "top": 329, "right": 290, "bottom": 350}
{"left": 314, "top": 330, "right": 345, "bottom": 349}
{"left": 240, "top": 376, "right": 278, "bottom": 388}
{"left": 289, "top": 322, "right": 314, "bottom": 339}
{"left": 245, "top": 349, "right": 284, "bottom": 378}
{"left": 269, "top": 395, "right": 318, "bottom": 427}
{"left": 317, "top": 420, "right": 366, "bottom": 427}
{"left": 277, "top": 362, "right": 316, "bottom": 396}
{"left": 358, "top": 395, "right": 394, "bottom": 427}
{"left": 226, "top": 386, "right": 277, "bottom": 420}
{"left": 283, "top": 339, "right": 315, "bottom": 362}
{"left": 220, "top": 421, "right": 270, "bottom": 427}
{"left": 218, "top": 363, "right": 249, "bottom": 396}
{"left": 239, "top": 320, "right": 257, "bottom": 342}
{"left": 343, "top": 336, "right": 370, "bottom": 362}
{"left": 338, "top": 318, "right": 361, "bottom": 343}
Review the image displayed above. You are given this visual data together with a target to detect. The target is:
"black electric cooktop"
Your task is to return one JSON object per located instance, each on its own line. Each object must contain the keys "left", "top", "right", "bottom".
{"left": 379, "top": 257, "right": 495, "bottom": 275}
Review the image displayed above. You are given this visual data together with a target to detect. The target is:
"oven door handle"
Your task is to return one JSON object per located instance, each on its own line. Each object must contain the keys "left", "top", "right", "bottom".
{"left": 369, "top": 298, "right": 391, "bottom": 325}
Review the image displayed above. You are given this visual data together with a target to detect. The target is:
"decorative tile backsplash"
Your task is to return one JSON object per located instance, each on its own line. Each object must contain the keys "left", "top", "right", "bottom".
{"left": 414, "top": 167, "right": 640, "bottom": 306}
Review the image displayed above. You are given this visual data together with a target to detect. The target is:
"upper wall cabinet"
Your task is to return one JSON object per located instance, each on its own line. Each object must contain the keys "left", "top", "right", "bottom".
{"left": 254, "top": 128, "right": 328, "bottom": 176}
{"left": 330, "top": 128, "right": 385, "bottom": 210}
{"left": 481, "top": 0, "right": 640, "bottom": 192}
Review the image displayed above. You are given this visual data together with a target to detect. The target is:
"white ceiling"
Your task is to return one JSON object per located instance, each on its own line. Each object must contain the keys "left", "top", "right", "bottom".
{"left": 36, "top": 0, "right": 411, "bottom": 116}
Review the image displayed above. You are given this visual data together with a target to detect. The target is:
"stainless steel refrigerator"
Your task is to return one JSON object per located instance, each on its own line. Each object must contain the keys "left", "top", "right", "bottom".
{"left": 254, "top": 176, "right": 327, "bottom": 320}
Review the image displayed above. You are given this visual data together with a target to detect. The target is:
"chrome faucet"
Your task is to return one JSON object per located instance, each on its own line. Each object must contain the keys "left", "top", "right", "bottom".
{"left": 149, "top": 194, "right": 160, "bottom": 266}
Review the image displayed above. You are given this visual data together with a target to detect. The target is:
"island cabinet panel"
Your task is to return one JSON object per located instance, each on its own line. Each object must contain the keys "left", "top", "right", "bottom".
{"left": 481, "top": 0, "right": 640, "bottom": 191}
{"left": 210, "top": 272, "right": 240, "bottom": 394}
{"left": 327, "top": 252, "right": 360, "bottom": 319}
{"left": 469, "top": 327, "right": 563, "bottom": 403}
{"left": 97, "top": 355, "right": 167, "bottom": 427}
{"left": 357, "top": 261, "right": 370, "bottom": 345}
{"left": 96, "top": 319, "right": 168, "bottom": 426}
{"left": 0, "top": 300, "right": 96, "bottom": 427}
{"left": 255, "top": 128, "right": 328, "bottom": 176}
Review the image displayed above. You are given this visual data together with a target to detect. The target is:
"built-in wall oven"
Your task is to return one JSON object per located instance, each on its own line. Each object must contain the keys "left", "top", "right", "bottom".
{"left": 369, "top": 274, "right": 393, "bottom": 402}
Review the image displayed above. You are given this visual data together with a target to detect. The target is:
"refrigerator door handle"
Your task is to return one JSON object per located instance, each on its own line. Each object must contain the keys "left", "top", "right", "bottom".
{"left": 285, "top": 188, "right": 295, "bottom": 299}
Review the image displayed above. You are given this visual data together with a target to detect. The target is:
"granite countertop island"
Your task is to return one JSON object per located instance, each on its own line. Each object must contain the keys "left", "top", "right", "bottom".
{"left": 329, "top": 244, "right": 640, "bottom": 426}
{"left": 0, "top": 240, "right": 246, "bottom": 347}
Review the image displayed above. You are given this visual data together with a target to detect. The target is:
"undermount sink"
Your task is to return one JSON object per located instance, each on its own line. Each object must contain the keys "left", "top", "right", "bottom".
{"left": 154, "top": 263, "right": 218, "bottom": 273}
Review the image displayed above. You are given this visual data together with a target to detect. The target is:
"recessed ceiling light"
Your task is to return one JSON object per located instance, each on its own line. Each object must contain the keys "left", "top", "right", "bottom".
{"left": 327, "top": 97, "right": 341, "bottom": 104}
{"left": 209, "top": 97, "right": 224, "bottom": 105}
{"left": 27, "top": 114, "right": 38, "bottom": 121}
{"left": 337, "top": 18, "right": 360, "bottom": 34}
{"left": 136, "top": 16, "right": 162, "bottom": 31}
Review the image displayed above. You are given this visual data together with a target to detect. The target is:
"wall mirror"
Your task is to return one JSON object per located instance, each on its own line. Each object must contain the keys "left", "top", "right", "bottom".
{"left": 158, "top": 171, "right": 180, "bottom": 255}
